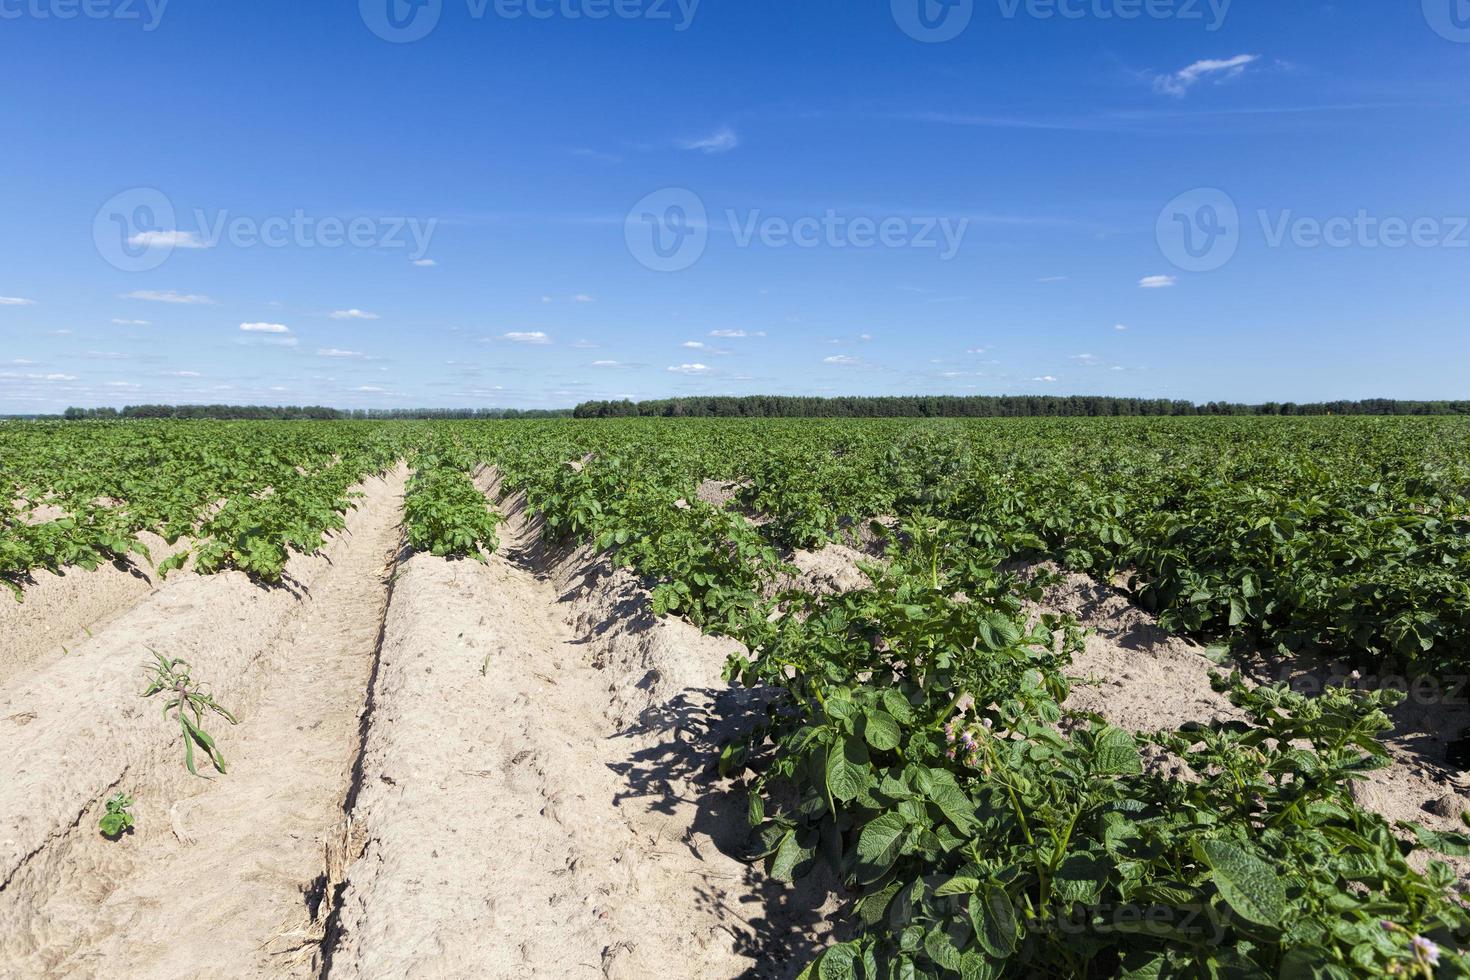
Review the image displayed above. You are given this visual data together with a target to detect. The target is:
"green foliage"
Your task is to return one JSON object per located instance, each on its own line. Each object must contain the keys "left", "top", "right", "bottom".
{"left": 98, "top": 792, "right": 135, "bottom": 839}
{"left": 404, "top": 442, "right": 501, "bottom": 558}
{"left": 141, "top": 651, "right": 239, "bottom": 776}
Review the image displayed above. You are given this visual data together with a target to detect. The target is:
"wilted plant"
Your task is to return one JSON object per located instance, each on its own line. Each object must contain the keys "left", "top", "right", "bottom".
{"left": 141, "top": 650, "right": 238, "bottom": 776}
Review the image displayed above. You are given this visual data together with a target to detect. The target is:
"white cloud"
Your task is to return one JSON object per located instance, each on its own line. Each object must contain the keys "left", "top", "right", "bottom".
{"left": 1, "top": 371, "right": 77, "bottom": 381}
{"left": 1071, "top": 353, "right": 1101, "bottom": 365}
{"left": 823, "top": 354, "right": 860, "bottom": 366}
{"left": 681, "top": 340, "right": 708, "bottom": 349}
{"left": 329, "top": 309, "right": 379, "bottom": 321}
{"left": 680, "top": 126, "right": 739, "bottom": 154}
{"left": 570, "top": 339, "right": 599, "bottom": 349}
{"left": 0, "top": 296, "right": 37, "bottom": 306}
{"left": 125, "top": 289, "right": 215, "bottom": 305}
{"left": 127, "top": 230, "right": 210, "bottom": 249}
{"left": 1114, "top": 323, "right": 1129, "bottom": 331}
{"left": 105, "top": 381, "right": 142, "bottom": 389}
{"left": 411, "top": 258, "right": 437, "bottom": 267}
{"left": 858, "top": 333, "right": 874, "bottom": 341}
{"left": 573, "top": 294, "right": 595, "bottom": 303}
{"left": 111, "top": 318, "right": 150, "bottom": 326}
{"left": 502, "top": 331, "right": 551, "bottom": 344}
{"left": 1139, "top": 275, "right": 1177, "bottom": 289}
{"left": 667, "top": 363, "right": 710, "bottom": 374}
{"left": 1036, "top": 276, "right": 1068, "bottom": 283}
{"left": 1154, "top": 54, "right": 1260, "bottom": 97}
{"left": 164, "top": 370, "right": 202, "bottom": 377}
{"left": 710, "top": 329, "right": 747, "bottom": 338}
{"left": 966, "top": 347, "right": 987, "bottom": 354}
{"left": 1031, "top": 375, "right": 1059, "bottom": 383}
{"left": 317, "top": 348, "right": 367, "bottom": 358}
{"left": 356, "top": 385, "right": 386, "bottom": 393}
{"left": 591, "top": 360, "right": 622, "bottom": 367}
{"left": 240, "top": 322, "right": 291, "bottom": 333}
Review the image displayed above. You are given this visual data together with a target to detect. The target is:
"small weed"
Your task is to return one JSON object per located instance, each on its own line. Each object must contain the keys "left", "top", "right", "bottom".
{"left": 141, "top": 651, "right": 238, "bottom": 776}
{"left": 99, "top": 792, "right": 135, "bottom": 838}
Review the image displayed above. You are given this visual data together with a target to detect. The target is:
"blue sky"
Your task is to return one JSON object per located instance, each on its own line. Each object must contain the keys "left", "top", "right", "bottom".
{"left": 1, "top": 0, "right": 1467, "bottom": 411}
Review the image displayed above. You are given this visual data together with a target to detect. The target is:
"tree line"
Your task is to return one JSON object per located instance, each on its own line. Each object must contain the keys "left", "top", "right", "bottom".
{"left": 573, "top": 395, "right": 1470, "bottom": 419}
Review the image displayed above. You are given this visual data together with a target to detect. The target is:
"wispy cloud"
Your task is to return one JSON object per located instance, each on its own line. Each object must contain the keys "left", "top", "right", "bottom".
{"left": 591, "top": 360, "right": 622, "bottom": 367}
{"left": 1139, "top": 275, "right": 1177, "bottom": 289}
{"left": 411, "top": 258, "right": 437, "bottom": 267}
{"left": 240, "top": 322, "right": 291, "bottom": 333}
{"left": 823, "top": 354, "right": 860, "bottom": 366}
{"left": 1031, "top": 375, "right": 1059, "bottom": 383}
{"left": 667, "top": 363, "right": 710, "bottom": 374}
{"left": 127, "top": 230, "right": 210, "bottom": 249}
{"left": 317, "top": 348, "right": 366, "bottom": 358}
{"left": 1115, "top": 324, "right": 1129, "bottom": 331}
{"left": 572, "top": 294, "right": 595, "bottom": 304}
{"left": 125, "top": 289, "right": 216, "bottom": 305}
{"left": 502, "top": 331, "right": 551, "bottom": 344}
{"left": 1153, "top": 54, "right": 1260, "bottom": 97}
{"left": 111, "top": 318, "right": 150, "bottom": 326}
{"left": 710, "top": 329, "right": 766, "bottom": 338}
{"left": 329, "top": 309, "right": 379, "bottom": 321}
{"left": 0, "top": 296, "right": 37, "bottom": 306}
{"left": 680, "top": 126, "right": 739, "bottom": 154}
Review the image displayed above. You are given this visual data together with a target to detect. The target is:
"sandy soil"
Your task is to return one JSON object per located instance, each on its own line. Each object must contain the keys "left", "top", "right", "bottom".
{"left": 0, "top": 531, "right": 194, "bottom": 679}
{"left": 325, "top": 482, "right": 833, "bottom": 979}
{"left": 0, "top": 469, "right": 406, "bottom": 978}
{"left": 1031, "top": 563, "right": 1470, "bottom": 871}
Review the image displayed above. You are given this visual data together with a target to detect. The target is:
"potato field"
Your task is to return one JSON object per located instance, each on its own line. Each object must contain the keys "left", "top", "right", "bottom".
{"left": 2, "top": 416, "right": 1469, "bottom": 978}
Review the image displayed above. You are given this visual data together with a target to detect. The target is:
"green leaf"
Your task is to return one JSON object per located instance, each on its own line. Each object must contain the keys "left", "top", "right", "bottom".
{"left": 855, "top": 812, "right": 909, "bottom": 883}
{"left": 1196, "top": 838, "right": 1288, "bottom": 927}
{"left": 969, "top": 884, "right": 1018, "bottom": 958}
{"left": 826, "top": 735, "right": 871, "bottom": 803}
{"left": 1092, "top": 726, "right": 1144, "bottom": 776}
{"left": 863, "top": 710, "right": 902, "bottom": 752}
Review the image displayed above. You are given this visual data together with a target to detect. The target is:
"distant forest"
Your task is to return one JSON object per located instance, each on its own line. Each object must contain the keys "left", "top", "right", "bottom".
{"left": 18, "top": 397, "right": 1469, "bottom": 422}
{"left": 55, "top": 405, "right": 574, "bottom": 420}
{"left": 573, "top": 396, "right": 1470, "bottom": 419}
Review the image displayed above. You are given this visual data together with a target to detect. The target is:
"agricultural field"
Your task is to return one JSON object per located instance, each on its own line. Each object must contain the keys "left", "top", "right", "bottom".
{"left": 2, "top": 416, "right": 1470, "bottom": 978}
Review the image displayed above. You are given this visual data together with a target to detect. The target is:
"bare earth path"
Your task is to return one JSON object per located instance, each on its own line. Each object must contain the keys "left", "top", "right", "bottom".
{"left": 326, "top": 484, "right": 831, "bottom": 979}
{"left": 0, "top": 469, "right": 407, "bottom": 979}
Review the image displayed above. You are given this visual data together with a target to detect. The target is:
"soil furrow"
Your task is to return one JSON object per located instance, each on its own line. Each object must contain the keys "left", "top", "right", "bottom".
{"left": 0, "top": 468, "right": 407, "bottom": 979}
{"left": 324, "top": 478, "right": 833, "bottom": 978}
